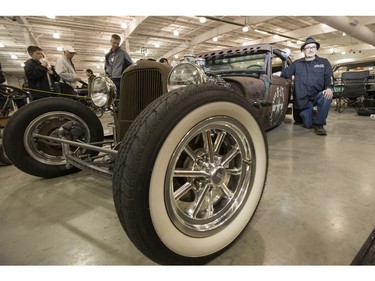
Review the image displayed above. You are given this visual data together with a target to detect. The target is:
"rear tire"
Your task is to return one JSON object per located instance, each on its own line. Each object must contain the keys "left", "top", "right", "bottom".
{"left": 3, "top": 97, "right": 104, "bottom": 178}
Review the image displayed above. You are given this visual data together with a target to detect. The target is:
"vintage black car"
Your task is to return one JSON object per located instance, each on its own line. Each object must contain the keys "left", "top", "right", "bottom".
{"left": 3, "top": 44, "right": 292, "bottom": 264}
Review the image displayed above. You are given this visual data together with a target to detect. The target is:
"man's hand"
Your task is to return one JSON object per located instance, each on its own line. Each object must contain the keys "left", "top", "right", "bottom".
{"left": 323, "top": 88, "right": 333, "bottom": 100}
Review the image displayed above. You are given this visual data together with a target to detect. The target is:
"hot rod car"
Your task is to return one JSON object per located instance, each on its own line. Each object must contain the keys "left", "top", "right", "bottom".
{"left": 3, "top": 44, "right": 292, "bottom": 264}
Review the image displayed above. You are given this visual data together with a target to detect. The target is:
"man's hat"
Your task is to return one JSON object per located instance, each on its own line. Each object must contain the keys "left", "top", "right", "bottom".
{"left": 63, "top": 46, "right": 76, "bottom": 53}
{"left": 300, "top": 37, "right": 320, "bottom": 51}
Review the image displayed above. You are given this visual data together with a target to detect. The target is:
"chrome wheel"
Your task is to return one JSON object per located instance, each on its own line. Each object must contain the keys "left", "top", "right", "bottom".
{"left": 24, "top": 111, "right": 91, "bottom": 165}
{"left": 165, "top": 116, "right": 254, "bottom": 237}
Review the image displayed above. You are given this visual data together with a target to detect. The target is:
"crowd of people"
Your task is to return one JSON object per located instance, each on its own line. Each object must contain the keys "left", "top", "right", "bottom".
{"left": 2, "top": 35, "right": 335, "bottom": 135}
{"left": 12, "top": 33, "right": 172, "bottom": 103}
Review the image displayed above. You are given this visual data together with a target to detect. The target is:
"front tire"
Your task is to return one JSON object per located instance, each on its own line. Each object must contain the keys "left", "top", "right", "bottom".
{"left": 113, "top": 84, "right": 268, "bottom": 264}
{"left": 3, "top": 97, "right": 104, "bottom": 178}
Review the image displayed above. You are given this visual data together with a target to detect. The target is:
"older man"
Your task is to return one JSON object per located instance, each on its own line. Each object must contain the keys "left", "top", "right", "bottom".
{"left": 55, "top": 46, "right": 82, "bottom": 90}
{"left": 281, "top": 37, "right": 334, "bottom": 135}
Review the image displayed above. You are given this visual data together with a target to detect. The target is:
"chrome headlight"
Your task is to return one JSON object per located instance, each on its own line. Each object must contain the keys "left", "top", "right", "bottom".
{"left": 89, "top": 77, "right": 116, "bottom": 107}
{"left": 167, "top": 62, "right": 207, "bottom": 91}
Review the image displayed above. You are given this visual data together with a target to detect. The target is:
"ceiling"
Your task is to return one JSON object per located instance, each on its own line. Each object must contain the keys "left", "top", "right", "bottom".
{"left": 1, "top": 15, "right": 375, "bottom": 80}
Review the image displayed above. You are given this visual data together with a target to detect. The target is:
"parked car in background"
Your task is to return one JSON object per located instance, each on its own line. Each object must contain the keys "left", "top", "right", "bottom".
{"left": 3, "top": 44, "right": 292, "bottom": 264}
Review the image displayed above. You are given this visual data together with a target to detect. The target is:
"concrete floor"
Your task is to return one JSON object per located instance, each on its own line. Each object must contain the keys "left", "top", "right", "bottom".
{"left": 1, "top": 107, "right": 375, "bottom": 267}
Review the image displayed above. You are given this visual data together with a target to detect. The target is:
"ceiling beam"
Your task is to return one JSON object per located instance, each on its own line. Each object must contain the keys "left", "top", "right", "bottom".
{"left": 162, "top": 16, "right": 277, "bottom": 59}
{"left": 15, "top": 16, "right": 39, "bottom": 46}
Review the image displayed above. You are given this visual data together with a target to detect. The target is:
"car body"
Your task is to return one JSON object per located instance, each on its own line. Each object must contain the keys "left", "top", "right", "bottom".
{"left": 3, "top": 44, "right": 292, "bottom": 264}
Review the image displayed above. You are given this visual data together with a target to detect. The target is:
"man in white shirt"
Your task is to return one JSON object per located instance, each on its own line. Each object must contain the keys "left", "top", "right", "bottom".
{"left": 55, "top": 46, "right": 82, "bottom": 89}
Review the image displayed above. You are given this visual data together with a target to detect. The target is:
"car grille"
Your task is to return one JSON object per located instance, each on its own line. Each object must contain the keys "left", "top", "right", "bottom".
{"left": 123, "top": 68, "right": 164, "bottom": 119}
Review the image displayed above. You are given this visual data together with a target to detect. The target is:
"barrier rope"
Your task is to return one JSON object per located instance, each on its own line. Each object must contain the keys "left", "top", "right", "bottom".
{"left": 22, "top": 87, "right": 92, "bottom": 100}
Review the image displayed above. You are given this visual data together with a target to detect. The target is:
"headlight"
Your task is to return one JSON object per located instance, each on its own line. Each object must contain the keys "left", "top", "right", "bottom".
{"left": 167, "top": 62, "right": 207, "bottom": 91}
{"left": 89, "top": 77, "right": 116, "bottom": 107}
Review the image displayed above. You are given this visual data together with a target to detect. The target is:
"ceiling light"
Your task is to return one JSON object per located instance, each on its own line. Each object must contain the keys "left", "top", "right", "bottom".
{"left": 53, "top": 32, "right": 60, "bottom": 39}
{"left": 0, "top": 43, "right": 4, "bottom": 47}
{"left": 56, "top": 46, "right": 63, "bottom": 51}
{"left": 46, "top": 15, "right": 55, "bottom": 19}
{"left": 155, "top": 43, "right": 160, "bottom": 48}
{"left": 342, "top": 32, "right": 346, "bottom": 36}
{"left": 173, "top": 30, "right": 179, "bottom": 36}
{"left": 254, "top": 29, "right": 268, "bottom": 35}
{"left": 242, "top": 26, "right": 249, "bottom": 32}
{"left": 213, "top": 37, "right": 218, "bottom": 42}
{"left": 199, "top": 17, "right": 206, "bottom": 23}
{"left": 121, "top": 22, "right": 128, "bottom": 29}
{"left": 11, "top": 54, "right": 17, "bottom": 59}
{"left": 174, "top": 55, "right": 179, "bottom": 59}
{"left": 20, "top": 62, "right": 25, "bottom": 67}
{"left": 341, "top": 51, "right": 346, "bottom": 55}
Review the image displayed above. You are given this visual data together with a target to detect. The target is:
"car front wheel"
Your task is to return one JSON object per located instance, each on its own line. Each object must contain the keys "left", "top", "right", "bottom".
{"left": 113, "top": 84, "right": 268, "bottom": 264}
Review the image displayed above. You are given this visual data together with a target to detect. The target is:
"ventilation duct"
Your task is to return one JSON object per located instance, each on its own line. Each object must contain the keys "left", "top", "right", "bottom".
{"left": 313, "top": 16, "right": 375, "bottom": 47}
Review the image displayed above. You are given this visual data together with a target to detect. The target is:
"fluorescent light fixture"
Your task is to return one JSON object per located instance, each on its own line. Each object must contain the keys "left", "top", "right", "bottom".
{"left": 11, "top": 54, "right": 17, "bottom": 59}
{"left": 199, "top": 17, "right": 206, "bottom": 23}
{"left": 254, "top": 29, "right": 268, "bottom": 35}
{"left": 121, "top": 23, "right": 128, "bottom": 29}
{"left": 47, "top": 15, "right": 55, "bottom": 19}
{"left": 57, "top": 46, "right": 63, "bottom": 51}
{"left": 242, "top": 26, "right": 249, "bottom": 32}
{"left": 213, "top": 37, "right": 218, "bottom": 42}
{"left": 53, "top": 32, "right": 60, "bottom": 39}
{"left": 0, "top": 43, "right": 4, "bottom": 47}
{"left": 173, "top": 30, "right": 179, "bottom": 36}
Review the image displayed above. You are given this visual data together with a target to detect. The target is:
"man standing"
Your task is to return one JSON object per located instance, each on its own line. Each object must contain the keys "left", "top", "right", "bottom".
{"left": 24, "top": 46, "right": 60, "bottom": 100}
{"left": 281, "top": 37, "right": 334, "bottom": 135}
{"left": 55, "top": 46, "right": 82, "bottom": 91}
{"left": 105, "top": 34, "right": 133, "bottom": 98}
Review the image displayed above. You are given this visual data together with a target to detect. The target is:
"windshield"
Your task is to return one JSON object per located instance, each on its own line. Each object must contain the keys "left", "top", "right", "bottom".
{"left": 204, "top": 51, "right": 267, "bottom": 73}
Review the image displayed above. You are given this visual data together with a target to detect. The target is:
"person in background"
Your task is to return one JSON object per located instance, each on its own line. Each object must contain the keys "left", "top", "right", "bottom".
{"left": 105, "top": 34, "right": 132, "bottom": 99}
{"left": 159, "top": 58, "right": 169, "bottom": 65}
{"left": 85, "top": 68, "right": 96, "bottom": 92}
{"left": 0, "top": 62, "right": 5, "bottom": 84}
{"left": 85, "top": 69, "right": 96, "bottom": 84}
{"left": 55, "top": 46, "right": 82, "bottom": 91}
{"left": 281, "top": 37, "right": 334, "bottom": 136}
{"left": 0, "top": 62, "right": 7, "bottom": 110}
{"left": 24, "top": 46, "right": 60, "bottom": 101}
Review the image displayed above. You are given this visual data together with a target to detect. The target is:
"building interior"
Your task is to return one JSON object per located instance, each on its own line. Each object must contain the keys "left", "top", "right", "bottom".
{"left": 1, "top": 6, "right": 375, "bottom": 279}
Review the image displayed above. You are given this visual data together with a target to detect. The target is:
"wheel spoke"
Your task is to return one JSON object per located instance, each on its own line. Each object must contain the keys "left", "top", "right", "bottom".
{"left": 226, "top": 167, "right": 242, "bottom": 175}
{"left": 202, "top": 130, "right": 214, "bottom": 164}
{"left": 174, "top": 181, "right": 194, "bottom": 200}
{"left": 213, "top": 131, "right": 226, "bottom": 154}
{"left": 192, "top": 184, "right": 211, "bottom": 218}
{"left": 183, "top": 145, "right": 197, "bottom": 162}
{"left": 221, "top": 145, "right": 240, "bottom": 166}
{"left": 173, "top": 169, "right": 209, "bottom": 177}
{"left": 219, "top": 182, "right": 234, "bottom": 199}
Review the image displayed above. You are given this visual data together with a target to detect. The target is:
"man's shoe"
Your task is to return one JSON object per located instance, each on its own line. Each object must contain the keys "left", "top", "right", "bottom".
{"left": 313, "top": 125, "right": 327, "bottom": 135}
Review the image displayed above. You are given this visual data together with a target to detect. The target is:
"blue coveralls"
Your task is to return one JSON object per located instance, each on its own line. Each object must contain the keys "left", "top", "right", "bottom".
{"left": 281, "top": 56, "right": 334, "bottom": 128}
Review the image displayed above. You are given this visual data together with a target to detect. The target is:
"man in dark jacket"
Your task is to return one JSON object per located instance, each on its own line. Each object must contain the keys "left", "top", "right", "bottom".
{"left": 24, "top": 46, "right": 60, "bottom": 101}
{"left": 281, "top": 37, "right": 334, "bottom": 135}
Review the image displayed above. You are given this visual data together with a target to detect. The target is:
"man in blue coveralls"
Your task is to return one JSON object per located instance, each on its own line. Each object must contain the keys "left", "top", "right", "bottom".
{"left": 281, "top": 37, "right": 334, "bottom": 135}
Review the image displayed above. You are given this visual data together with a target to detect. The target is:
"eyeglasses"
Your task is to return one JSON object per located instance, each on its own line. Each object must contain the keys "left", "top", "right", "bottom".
{"left": 304, "top": 46, "right": 317, "bottom": 51}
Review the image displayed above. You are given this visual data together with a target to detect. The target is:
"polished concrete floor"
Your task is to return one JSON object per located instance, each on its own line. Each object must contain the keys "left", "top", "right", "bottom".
{"left": 1, "top": 107, "right": 375, "bottom": 266}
